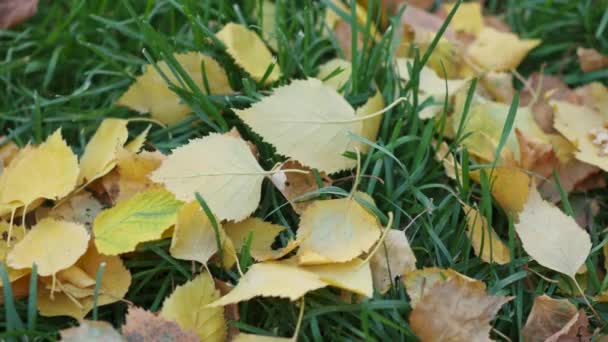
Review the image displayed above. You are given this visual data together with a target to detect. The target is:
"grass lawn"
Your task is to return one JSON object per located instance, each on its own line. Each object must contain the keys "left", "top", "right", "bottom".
{"left": 1, "top": 0, "right": 608, "bottom": 340}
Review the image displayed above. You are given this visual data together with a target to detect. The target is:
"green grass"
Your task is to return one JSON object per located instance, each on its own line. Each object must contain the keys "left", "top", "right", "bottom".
{"left": 1, "top": 0, "right": 607, "bottom": 340}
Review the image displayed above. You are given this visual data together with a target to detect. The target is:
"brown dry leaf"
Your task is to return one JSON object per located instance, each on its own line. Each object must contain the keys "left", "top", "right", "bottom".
{"left": 410, "top": 277, "right": 512, "bottom": 342}
{"left": 546, "top": 309, "right": 591, "bottom": 342}
{"left": 214, "top": 279, "right": 240, "bottom": 341}
{"left": 0, "top": 0, "right": 38, "bottom": 29}
{"left": 402, "top": 267, "right": 485, "bottom": 308}
{"left": 122, "top": 307, "right": 199, "bottom": 342}
{"left": 370, "top": 229, "right": 417, "bottom": 294}
{"left": 522, "top": 294, "right": 579, "bottom": 342}
{"left": 516, "top": 129, "right": 555, "bottom": 178}
{"left": 577, "top": 47, "right": 608, "bottom": 72}
{"left": 462, "top": 205, "right": 512, "bottom": 264}
{"left": 333, "top": 20, "right": 364, "bottom": 61}
{"left": 538, "top": 159, "right": 601, "bottom": 202}
{"left": 60, "top": 320, "right": 124, "bottom": 342}
{"left": 270, "top": 160, "right": 331, "bottom": 214}
{"left": 0, "top": 275, "right": 30, "bottom": 304}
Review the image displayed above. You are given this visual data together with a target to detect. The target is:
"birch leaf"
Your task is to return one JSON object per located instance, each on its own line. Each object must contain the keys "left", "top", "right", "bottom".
{"left": 303, "top": 258, "right": 373, "bottom": 298}
{"left": 269, "top": 160, "right": 331, "bottom": 214}
{"left": 0, "top": 222, "right": 29, "bottom": 284}
{"left": 8, "top": 218, "right": 89, "bottom": 276}
{"left": 93, "top": 188, "right": 183, "bottom": 255}
{"left": 216, "top": 22, "right": 280, "bottom": 84}
{"left": 160, "top": 272, "right": 226, "bottom": 342}
{"left": 296, "top": 196, "right": 382, "bottom": 265}
{"left": 171, "top": 201, "right": 221, "bottom": 265}
{"left": 234, "top": 78, "right": 361, "bottom": 174}
{"left": 78, "top": 119, "right": 129, "bottom": 184}
{"left": 224, "top": 217, "right": 299, "bottom": 261}
{"left": 403, "top": 267, "right": 485, "bottom": 308}
{"left": 522, "top": 294, "right": 578, "bottom": 342}
{"left": 151, "top": 133, "right": 265, "bottom": 222}
{"left": 515, "top": 186, "right": 591, "bottom": 278}
{"left": 462, "top": 205, "right": 512, "bottom": 264}
{"left": 117, "top": 53, "right": 233, "bottom": 124}
{"left": 370, "top": 229, "right": 417, "bottom": 294}
{"left": 40, "top": 192, "right": 103, "bottom": 232}
{"left": 443, "top": 2, "right": 483, "bottom": 35}
{"left": 467, "top": 27, "right": 541, "bottom": 72}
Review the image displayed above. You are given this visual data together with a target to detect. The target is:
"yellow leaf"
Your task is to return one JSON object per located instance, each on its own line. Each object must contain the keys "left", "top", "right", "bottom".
{"left": 118, "top": 53, "right": 233, "bottom": 124}
{"left": 522, "top": 294, "right": 579, "bottom": 342}
{"left": 443, "top": 2, "right": 483, "bottom": 35}
{"left": 515, "top": 186, "right": 591, "bottom": 278}
{"left": 56, "top": 265, "right": 96, "bottom": 288}
{"left": 93, "top": 188, "right": 183, "bottom": 255}
{"left": 78, "top": 119, "right": 129, "bottom": 185}
{"left": 7, "top": 218, "right": 89, "bottom": 276}
{"left": 151, "top": 133, "right": 265, "bottom": 222}
{"left": 466, "top": 27, "right": 541, "bottom": 72}
{"left": 0, "top": 129, "right": 78, "bottom": 207}
{"left": 355, "top": 90, "right": 385, "bottom": 153}
{"left": 552, "top": 100, "right": 608, "bottom": 172}
{"left": 216, "top": 23, "right": 280, "bottom": 84}
{"left": 403, "top": 267, "right": 484, "bottom": 308}
{"left": 0, "top": 222, "right": 29, "bottom": 284}
{"left": 296, "top": 196, "right": 382, "bottom": 265}
{"left": 160, "top": 272, "right": 226, "bottom": 342}
{"left": 462, "top": 205, "right": 512, "bottom": 264}
{"left": 170, "top": 201, "right": 221, "bottom": 265}
{"left": 125, "top": 125, "right": 151, "bottom": 153}
{"left": 303, "top": 258, "right": 373, "bottom": 298}
{"left": 410, "top": 277, "right": 512, "bottom": 341}
{"left": 37, "top": 243, "right": 131, "bottom": 319}
{"left": 224, "top": 217, "right": 299, "bottom": 261}
{"left": 234, "top": 78, "right": 361, "bottom": 174}
{"left": 370, "top": 229, "right": 417, "bottom": 294}
{"left": 104, "top": 149, "right": 165, "bottom": 202}
{"left": 470, "top": 167, "right": 530, "bottom": 215}
{"left": 209, "top": 262, "right": 327, "bottom": 306}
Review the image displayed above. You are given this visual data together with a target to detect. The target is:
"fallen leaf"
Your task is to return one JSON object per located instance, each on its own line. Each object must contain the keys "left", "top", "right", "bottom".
{"left": 0, "top": 129, "right": 78, "bottom": 210}
{"left": 515, "top": 186, "right": 591, "bottom": 278}
{"left": 547, "top": 309, "right": 590, "bottom": 342}
{"left": 0, "top": 139, "right": 18, "bottom": 170}
{"left": 151, "top": 133, "right": 265, "bottom": 222}
{"left": 0, "top": 275, "right": 30, "bottom": 304}
{"left": 466, "top": 27, "right": 540, "bottom": 72}
{"left": 108, "top": 149, "right": 165, "bottom": 202}
{"left": 577, "top": 47, "right": 608, "bottom": 72}
{"left": 0, "top": 222, "right": 29, "bottom": 284}
{"left": 38, "top": 192, "right": 103, "bottom": 232}
{"left": 409, "top": 277, "right": 512, "bottom": 341}
{"left": 576, "top": 81, "right": 608, "bottom": 112}
{"left": 270, "top": 160, "right": 331, "bottom": 214}
{"left": 0, "top": 0, "right": 38, "bottom": 29}
{"left": 124, "top": 126, "right": 150, "bottom": 153}
{"left": 370, "top": 229, "right": 417, "bottom": 294}
{"left": 224, "top": 217, "right": 298, "bottom": 261}
{"left": 470, "top": 167, "right": 530, "bottom": 215}
{"left": 516, "top": 129, "right": 555, "bottom": 177}
{"left": 443, "top": 2, "right": 483, "bottom": 35}
{"left": 399, "top": 6, "right": 457, "bottom": 43}
{"left": 78, "top": 119, "right": 129, "bottom": 185}
{"left": 216, "top": 22, "right": 280, "bottom": 84}
{"left": 122, "top": 307, "right": 199, "bottom": 342}
{"left": 462, "top": 205, "right": 512, "bottom": 264}
{"left": 60, "top": 320, "right": 124, "bottom": 342}
{"left": 538, "top": 158, "right": 601, "bottom": 202}
{"left": 234, "top": 78, "right": 361, "bottom": 174}
{"left": 117, "top": 53, "right": 233, "bottom": 124}
{"left": 402, "top": 267, "right": 485, "bottom": 307}
{"left": 170, "top": 201, "right": 221, "bottom": 265}
{"left": 302, "top": 258, "right": 374, "bottom": 298}
{"left": 93, "top": 188, "right": 182, "bottom": 255}
{"left": 522, "top": 294, "right": 579, "bottom": 342}
{"left": 296, "top": 196, "right": 382, "bottom": 265}
{"left": 480, "top": 72, "right": 515, "bottom": 103}
{"left": 160, "top": 272, "right": 226, "bottom": 342}
{"left": 8, "top": 218, "right": 89, "bottom": 276}
{"left": 355, "top": 90, "right": 385, "bottom": 152}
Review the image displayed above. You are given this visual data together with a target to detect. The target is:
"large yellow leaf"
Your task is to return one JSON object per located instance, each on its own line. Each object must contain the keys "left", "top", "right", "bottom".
{"left": 117, "top": 53, "right": 233, "bottom": 124}
{"left": 462, "top": 205, "right": 512, "bottom": 264}
{"left": 216, "top": 23, "right": 280, "bottom": 84}
{"left": 93, "top": 188, "right": 183, "bottom": 255}
{"left": 552, "top": 100, "right": 608, "bottom": 172}
{"left": 402, "top": 267, "right": 484, "bottom": 308}
{"left": 296, "top": 196, "right": 382, "bottom": 265}
{"left": 78, "top": 118, "right": 128, "bottom": 185}
{"left": 0, "top": 129, "right": 78, "bottom": 207}
{"left": 8, "top": 218, "right": 89, "bottom": 276}
{"left": 170, "top": 201, "right": 221, "bottom": 265}
{"left": 209, "top": 262, "right": 327, "bottom": 306}
{"left": 224, "top": 217, "right": 298, "bottom": 261}
{"left": 466, "top": 27, "right": 541, "bottom": 72}
{"left": 0, "top": 222, "right": 29, "bottom": 284}
{"left": 303, "top": 258, "right": 373, "bottom": 298}
{"left": 160, "top": 272, "right": 226, "bottom": 342}
{"left": 470, "top": 167, "right": 530, "bottom": 215}
{"left": 370, "top": 229, "right": 417, "bottom": 294}
{"left": 515, "top": 187, "right": 591, "bottom": 278}
{"left": 234, "top": 78, "right": 361, "bottom": 174}
{"left": 151, "top": 133, "right": 265, "bottom": 222}
{"left": 410, "top": 277, "right": 512, "bottom": 341}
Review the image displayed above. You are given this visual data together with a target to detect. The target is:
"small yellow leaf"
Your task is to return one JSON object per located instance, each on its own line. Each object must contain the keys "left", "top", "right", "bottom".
{"left": 303, "top": 258, "right": 373, "bottom": 298}
{"left": 0, "top": 222, "right": 29, "bottom": 284}
{"left": 462, "top": 205, "right": 512, "bottom": 264}
{"left": 403, "top": 267, "right": 484, "bottom": 307}
{"left": 296, "top": 196, "right": 382, "bottom": 265}
{"left": 209, "top": 262, "right": 327, "bottom": 306}
{"left": 467, "top": 27, "right": 541, "bottom": 72}
{"left": 171, "top": 201, "right": 221, "bottom": 265}
{"left": 234, "top": 78, "right": 361, "bottom": 173}
{"left": 216, "top": 22, "right": 280, "bottom": 84}
{"left": 151, "top": 133, "right": 265, "bottom": 222}
{"left": 224, "top": 217, "right": 298, "bottom": 261}
{"left": 410, "top": 277, "right": 512, "bottom": 341}
{"left": 103, "top": 149, "right": 165, "bottom": 203}
{"left": 8, "top": 218, "right": 89, "bottom": 276}
{"left": 93, "top": 188, "right": 183, "bottom": 255}
{"left": 443, "top": 2, "right": 483, "bottom": 35}
{"left": 78, "top": 119, "right": 129, "bottom": 185}
{"left": 0, "top": 129, "right": 78, "bottom": 207}
{"left": 370, "top": 229, "right": 417, "bottom": 294}
{"left": 470, "top": 167, "right": 530, "bottom": 215}
{"left": 160, "top": 272, "right": 226, "bottom": 342}
{"left": 515, "top": 186, "right": 591, "bottom": 278}
{"left": 124, "top": 125, "right": 151, "bottom": 153}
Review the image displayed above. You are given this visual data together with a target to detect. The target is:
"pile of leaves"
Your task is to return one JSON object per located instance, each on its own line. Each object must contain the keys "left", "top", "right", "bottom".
{"left": 1, "top": 0, "right": 608, "bottom": 340}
